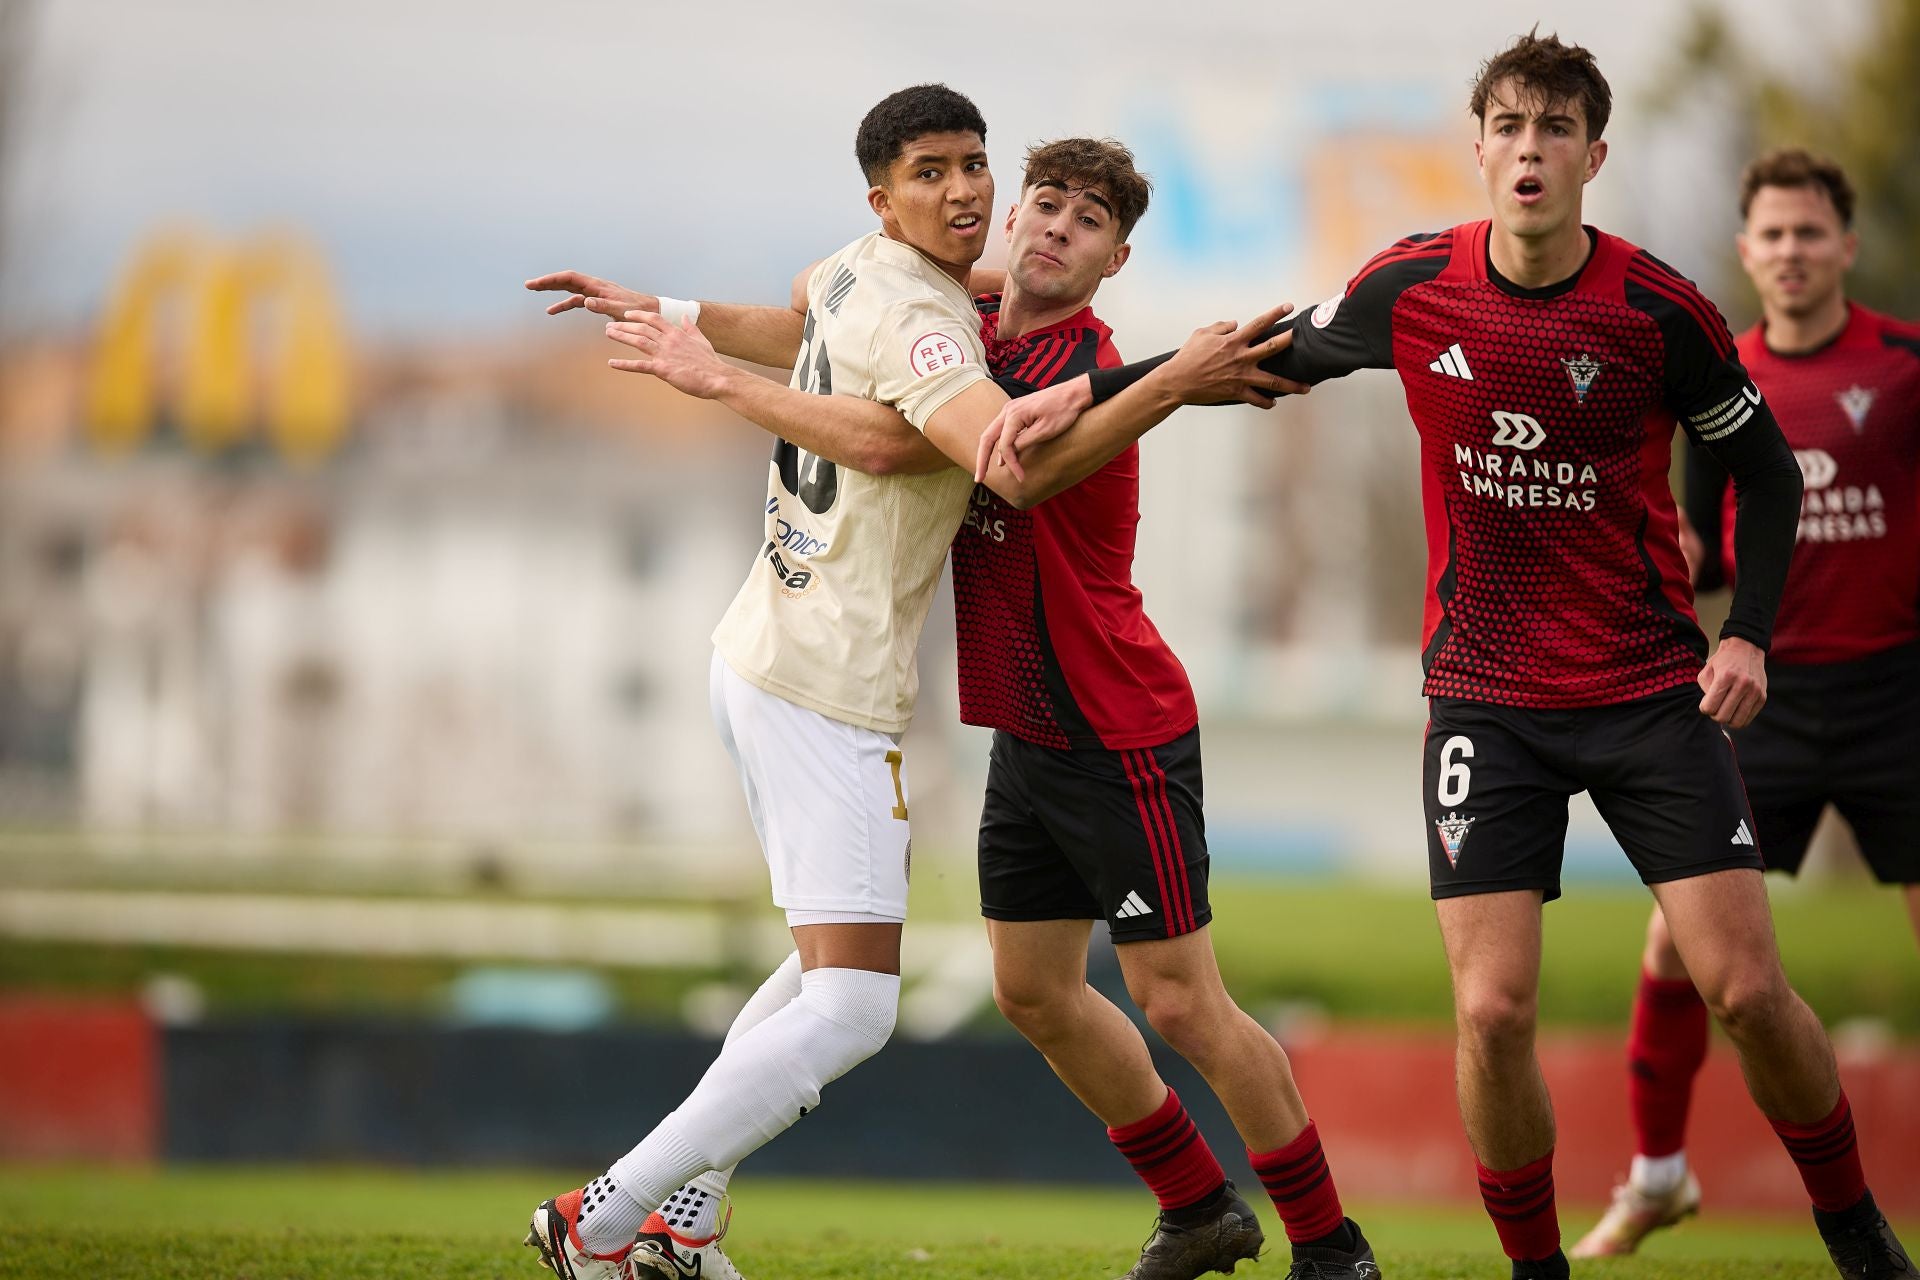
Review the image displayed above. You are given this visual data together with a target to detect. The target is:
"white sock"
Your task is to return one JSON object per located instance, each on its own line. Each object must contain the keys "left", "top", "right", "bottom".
{"left": 655, "top": 953, "right": 804, "bottom": 1240}
{"left": 1631, "top": 1150, "right": 1690, "bottom": 1197}
{"left": 573, "top": 1173, "right": 649, "bottom": 1257}
{"left": 591, "top": 967, "right": 898, "bottom": 1252}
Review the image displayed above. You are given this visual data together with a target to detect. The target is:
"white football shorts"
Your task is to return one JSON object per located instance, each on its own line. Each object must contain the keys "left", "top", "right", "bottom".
{"left": 708, "top": 649, "right": 911, "bottom": 923}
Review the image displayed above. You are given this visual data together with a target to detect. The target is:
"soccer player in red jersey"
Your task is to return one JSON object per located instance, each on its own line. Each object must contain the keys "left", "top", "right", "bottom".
{"left": 538, "top": 138, "right": 1376, "bottom": 1280}
{"left": 985, "top": 32, "right": 1911, "bottom": 1280}
{"left": 1573, "top": 149, "right": 1920, "bottom": 1260}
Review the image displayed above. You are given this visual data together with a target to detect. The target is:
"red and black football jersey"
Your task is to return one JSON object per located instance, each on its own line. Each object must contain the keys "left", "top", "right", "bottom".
{"left": 1275, "top": 221, "right": 1780, "bottom": 709}
{"left": 1693, "top": 305, "right": 1920, "bottom": 664}
{"left": 949, "top": 296, "right": 1199, "bottom": 750}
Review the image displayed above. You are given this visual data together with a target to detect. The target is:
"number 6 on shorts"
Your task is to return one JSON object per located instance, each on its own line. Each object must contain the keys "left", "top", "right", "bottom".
{"left": 1437, "top": 735, "right": 1475, "bottom": 806}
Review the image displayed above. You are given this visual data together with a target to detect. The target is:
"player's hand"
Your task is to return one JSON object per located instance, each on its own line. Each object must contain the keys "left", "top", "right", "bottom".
{"left": 604, "top": 312, "right": 729, "bottom": 399}
{"left": 1676, "top": 508, "right": 1707, "bottom": 584}
{"left": 1697, "top": 635, "right": 1767, "bottom": 729}
{"left": 974, "top": 375, "right": 1092, "bottom": 482}
{"left": 526, "top": 270, "right": 658, "bottom": 321}
{"left": 1158, "top": 303, "right": 1313, "bottom": 407}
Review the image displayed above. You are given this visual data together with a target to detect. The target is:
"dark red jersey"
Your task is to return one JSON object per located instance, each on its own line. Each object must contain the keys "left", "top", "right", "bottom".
{"left": 949, "top": 295, "right": 1198, "bottom": 750}
{"left": 1273, "top": 221, "right": 1786, "bottom": 709}
{"left": 1704, "top": 305, "right": 1920, "bottom": 664}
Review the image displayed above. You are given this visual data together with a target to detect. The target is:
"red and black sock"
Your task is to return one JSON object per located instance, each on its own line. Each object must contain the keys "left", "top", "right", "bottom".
{"left": 1477, "top": 1150, "right": 1560, "bottom": 1262}
{"left": 1771, "top": 1091, "right": 1869, "bottom": 1214}
{"left": 1249, "top": 1120, "right": 1348, "bottom": 1247}
{"left": 1107, "top": 1088, "right": 1226, "bottom": 1215}
{"left": 1627, "top": 971, "right": 1709, "bottom": 1158}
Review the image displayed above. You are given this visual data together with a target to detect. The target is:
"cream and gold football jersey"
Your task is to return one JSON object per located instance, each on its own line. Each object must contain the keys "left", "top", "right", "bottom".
{"left": 711, "top": 231, "right": 987, "bottom": 733}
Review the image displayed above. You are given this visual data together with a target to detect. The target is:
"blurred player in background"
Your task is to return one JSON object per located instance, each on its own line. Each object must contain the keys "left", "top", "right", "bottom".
{"left": 984, "top": 30, "right": 1911, "bottom": 1280}
{"left": 1574, "top": 148, "right": 1920, "bottom": 1260}
{"left": 522, "top": 91, "right": 1301, "bottom": 1279}
{"left": 575, "top": 136, "right": 1377, "bottom": 1280}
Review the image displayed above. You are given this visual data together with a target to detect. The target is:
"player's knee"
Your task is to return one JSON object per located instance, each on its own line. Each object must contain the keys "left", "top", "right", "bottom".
{"left": 1455, "top": 984, "right": 1537, "bottom": 1051}
{"left": 991, "top": 975, "right": 1074, "bottom": 1043}
{"left": 1136, "top": 983, "right": 1219, "bottom": 1058}
{"left": 1699, "top": 967, "right": 1791, "bottom": 1038}
{"left": 800, "top": 966, "right": 899, "bottom": 1072}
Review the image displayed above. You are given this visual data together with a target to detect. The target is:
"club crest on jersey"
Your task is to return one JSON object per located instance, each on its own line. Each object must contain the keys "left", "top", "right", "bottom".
{"left": 1311, "top": 291, "right": 1344, "bottom": 329}
{"left": 909, "top": 331, "right": 969, "bottom": 378}
{"left": 1561, "top": 353, "right": 1606, "bottom": 403}
{"left": 1434, "top": 811, "right": 1474, "bottom": 868}
{"left": 1836, "top": 384, "right": 1877, "bottom": 433}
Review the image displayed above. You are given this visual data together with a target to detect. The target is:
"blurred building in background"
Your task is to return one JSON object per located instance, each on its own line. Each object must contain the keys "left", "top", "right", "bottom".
{"left": 0, "top": 229, "right": 770, "bottom": 875}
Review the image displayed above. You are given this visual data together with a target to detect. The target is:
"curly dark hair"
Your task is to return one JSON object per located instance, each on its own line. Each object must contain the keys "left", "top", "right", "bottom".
{"left": 1469, "top": 28, "right": 1612, "bottom": 140}
{"left": 1739, "top": 148, "right": 1856, "bottom": 226}
{"left": 855, "top": 84, "right": 988, "bottom": 186}
{"left": 1021, "top": 137, "right": 1153, "bottom": 242}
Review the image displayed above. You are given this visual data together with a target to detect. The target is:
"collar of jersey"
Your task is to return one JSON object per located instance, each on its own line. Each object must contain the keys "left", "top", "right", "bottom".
{"left": 1752, "top": 301, "right": 1859, "bottom": 362}
{"left": 866, "top": 231, "right": 979, "bottom": 311}
{"left": 976, "top": 293, "right": 1104, "bottom": 347}
{"left": 1484, "top": 225, "right": 1600, "bottom": 301}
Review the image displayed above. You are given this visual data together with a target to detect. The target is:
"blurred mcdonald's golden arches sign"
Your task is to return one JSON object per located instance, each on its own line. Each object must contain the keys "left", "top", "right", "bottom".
{"left": 84, "top": 229, "right": 352, "bottom": 464}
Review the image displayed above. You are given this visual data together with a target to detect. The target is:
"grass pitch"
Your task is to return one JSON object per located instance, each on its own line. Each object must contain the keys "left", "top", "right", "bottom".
{"left": 0, "top": 1165, "right": 1898, "bottom": 1279}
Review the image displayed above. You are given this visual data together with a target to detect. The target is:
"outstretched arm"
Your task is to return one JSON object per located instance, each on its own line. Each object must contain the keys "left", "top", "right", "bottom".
{"left": 935, "top": 306, "right": 1305, "bottom": 507}
{"left": 603, "top": 314, "right": 947, "bottom": 475}
{"left": 526, "top": 269, "right": 807, "bottom": 369}
{"left": 971, "top": 306, "right": 1311, "bottom": 481}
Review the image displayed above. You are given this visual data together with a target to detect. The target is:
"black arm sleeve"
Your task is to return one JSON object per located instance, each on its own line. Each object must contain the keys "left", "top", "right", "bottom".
{"left": 1633, "top": 254, "right": 1800, "bottom": 650}
{"left": 1086, "top": 351, "right": 1172, "bottom": 405}
{"left": 1084, "top": 235, "right": 1433, "bottom": 407}
{"left": 1682, "top": 445, "right": 1732, "bottom": 591}
{"left": 1703, "top": 404, "right": 1801, "bottom": 650}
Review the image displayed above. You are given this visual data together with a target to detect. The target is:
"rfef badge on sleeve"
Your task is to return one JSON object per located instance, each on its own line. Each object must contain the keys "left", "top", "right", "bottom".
{"left": 909, "top": 332, "right": 969, "bottom": 377}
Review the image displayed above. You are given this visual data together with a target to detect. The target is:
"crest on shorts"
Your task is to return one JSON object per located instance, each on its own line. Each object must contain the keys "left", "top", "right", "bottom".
{"left": 1836, "top": 384, "right": 1877, "bottom": 433}
{"left": 1561, "top": 353, "right": 1606, "bottom": 403}
{"left": 1434, "top": 811, "right": 1475, "bottom": 868}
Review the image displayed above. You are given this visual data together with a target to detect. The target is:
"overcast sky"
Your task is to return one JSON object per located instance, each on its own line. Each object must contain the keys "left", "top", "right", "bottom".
{"left": 2, "top": 0, "right": 1870, "bottom": 345}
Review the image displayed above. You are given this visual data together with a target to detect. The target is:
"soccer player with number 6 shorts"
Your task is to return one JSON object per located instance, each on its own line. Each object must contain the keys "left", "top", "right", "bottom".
{"left": 981, "top": 30, "right": 1911, "bottom": 1280}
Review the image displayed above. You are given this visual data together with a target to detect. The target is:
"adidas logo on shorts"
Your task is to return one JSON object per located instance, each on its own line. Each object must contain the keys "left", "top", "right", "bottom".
{"left": 1731, "top": 819, "right": 1755, "bottom": 846}
{"left": 1115, "top": 890, "right": 1155, "bottom": 919}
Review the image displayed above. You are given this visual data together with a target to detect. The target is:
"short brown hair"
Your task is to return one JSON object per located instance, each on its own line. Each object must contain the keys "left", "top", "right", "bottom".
{"left": 1739, "top": 147, "right": 1856, "bottom": 227}
{"left": 1021, "top": 137, "right": 1153, "bottom": 241}
{"left": 1469, "top": 28, "right": 1612, "bottom": 140}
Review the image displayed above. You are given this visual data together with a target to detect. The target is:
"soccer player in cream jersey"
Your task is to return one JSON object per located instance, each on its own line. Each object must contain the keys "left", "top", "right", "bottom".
{"left": 520, "top": 86, "right": 1296, "bottom": 1280}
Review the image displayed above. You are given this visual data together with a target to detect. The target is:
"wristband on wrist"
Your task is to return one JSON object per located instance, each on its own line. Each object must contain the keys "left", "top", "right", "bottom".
{"left": 657, "top": 296, "right": 702, "bottom": 328}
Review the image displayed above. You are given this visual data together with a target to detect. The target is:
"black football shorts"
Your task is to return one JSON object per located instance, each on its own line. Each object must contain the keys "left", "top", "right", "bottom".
{"left": 1732, "top": 641, "right": 1920, "bottom": 883}
{"left": 1424, "top": 684, "right": 1764, "bottom": 901}
{"left": 978, "top": 726, "right": 1211, "bottom": 943}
